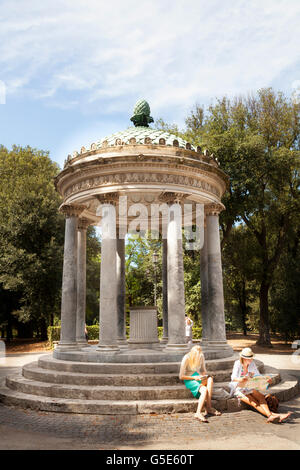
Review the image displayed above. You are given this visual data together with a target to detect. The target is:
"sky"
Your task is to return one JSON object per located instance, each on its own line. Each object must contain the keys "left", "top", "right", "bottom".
{"left": 0, "top": 0, "right": 300, "bottom": 169}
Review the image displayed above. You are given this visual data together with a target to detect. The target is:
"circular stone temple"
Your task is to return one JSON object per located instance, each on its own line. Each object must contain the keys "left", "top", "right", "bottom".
{"left": 54, "top": 99, "right": 233, "bottom": 363}
{"left": 1, "top": 101, "right": 296, "bottom": 415}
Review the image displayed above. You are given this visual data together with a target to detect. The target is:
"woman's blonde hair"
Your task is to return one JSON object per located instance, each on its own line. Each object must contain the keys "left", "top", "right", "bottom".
{"left": 187, "top": 345, "right": 205, "bottom": 371}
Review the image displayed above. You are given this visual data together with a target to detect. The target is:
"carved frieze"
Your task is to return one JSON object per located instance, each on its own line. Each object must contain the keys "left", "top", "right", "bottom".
{"left": 63, "top": 171, "right": 221, "bottom": 200}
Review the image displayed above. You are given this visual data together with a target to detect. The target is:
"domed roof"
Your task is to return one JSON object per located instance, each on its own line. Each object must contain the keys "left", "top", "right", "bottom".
{"left": 68, "top": 100, "right": 199, "bottom": 162}
{"left": 96, "top": 126, "right": 196, "bottom": 151}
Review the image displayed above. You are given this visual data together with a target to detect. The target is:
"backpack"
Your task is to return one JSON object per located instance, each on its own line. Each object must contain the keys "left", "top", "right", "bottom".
{"left": 265, "top": 394, "right": 279, "bottom": 413}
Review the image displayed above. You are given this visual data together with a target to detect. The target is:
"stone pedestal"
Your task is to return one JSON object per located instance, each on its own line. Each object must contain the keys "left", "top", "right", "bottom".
{"left": 128, "top": 307, "right": 160, "bottom": 349}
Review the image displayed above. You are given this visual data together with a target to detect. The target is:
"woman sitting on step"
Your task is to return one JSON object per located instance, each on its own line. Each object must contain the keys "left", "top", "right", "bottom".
{"left": 179, "top": 345, "right": 221, "bottom": 422}
{"left": 230, "top": 347, "right": 292, "bottom": 423}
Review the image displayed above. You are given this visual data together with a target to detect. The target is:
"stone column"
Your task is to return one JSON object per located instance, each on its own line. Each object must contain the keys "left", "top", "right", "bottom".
{"left": 205, "top": 204, "right": 230, "bottom": 349}
{"left": 161, "top": 238, "right": 168, "bottom": 343}
{"left": 58, "top": 204, "right": 85, "bottom": 350}
{"left": 165, "top": 198, "right": 188, "bottom": 351}
{"left": 200, "top": 223, "right": 210, "bottom": 344}
{"left": 76, "top": 218, "right": 90, "bottom": 347}
{"left": 116, "top": 226, "right": 127, "bottom": 345}
{"left": 97, "top": 199, "right": 120, "bottom": 352}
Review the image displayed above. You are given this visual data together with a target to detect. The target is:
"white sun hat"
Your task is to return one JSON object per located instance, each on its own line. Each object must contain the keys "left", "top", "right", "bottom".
{"left": 240, "top": 347, "right": 255, "bottom": 359}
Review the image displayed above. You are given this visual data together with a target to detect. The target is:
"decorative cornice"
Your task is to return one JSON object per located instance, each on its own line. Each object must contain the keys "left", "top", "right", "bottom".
{"left": 62, "top": 171, "right": 222, "bottom": 200}
{"left": 59, "top": 203, "right": 86, "bottom": 218}
{"left": 204, "top": 203, "right": 225, "bottom": 216}
{"left": 56, "top": 154, "right": 228, "bottom": 191}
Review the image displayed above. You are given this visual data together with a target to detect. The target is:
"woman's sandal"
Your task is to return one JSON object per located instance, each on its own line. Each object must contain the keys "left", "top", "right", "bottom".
{"left": 279, "top": 412, "right": 292, "bottom": 423}
{"left": 207, "top": 407, "right": 222, "bottom": 416}
{"left": 194, "top": 413, "right": 209, "bottom": 423}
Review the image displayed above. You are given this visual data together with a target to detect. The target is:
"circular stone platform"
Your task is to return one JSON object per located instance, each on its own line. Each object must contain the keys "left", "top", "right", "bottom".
{"left": 1, "top": 352, "right": 298, "bottom": 416}
{"left": 53, "top": 344, "right": 234, "bottom": 363}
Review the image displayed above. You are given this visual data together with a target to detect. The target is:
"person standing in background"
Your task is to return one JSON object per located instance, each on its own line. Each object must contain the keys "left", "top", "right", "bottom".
{"left": 185, "top": 315, "right": 193, "bottom": 344}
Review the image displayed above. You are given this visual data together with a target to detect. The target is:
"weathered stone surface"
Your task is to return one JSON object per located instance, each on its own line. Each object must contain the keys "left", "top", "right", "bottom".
{"left": 97, "top": 204, "right": 119, "bottom": 352}
{"left": 23, "top": 362, "right": 238, "bottom": 385}
{"left": 128, "top": 307, "right": 160, "bottom": 349}
{"left": 200, "top": 224, "right": 209, "bottom": 342}
{"left": 165, "top": 207, "right": 188, "bottom": 351}
{"left": 58, "top": 215, "right": 78, "bottom": 349}
{"left": 76, "top": 226, "right": 88, "bottom": 346}
{"left": 39, "top": 354, "right": 237, "bottom": 374}
{"left": 161, "top": 238, "right": 168, "bottom": 343}
{"left": 0, "top": 366, "right": 297, "bottom": 415}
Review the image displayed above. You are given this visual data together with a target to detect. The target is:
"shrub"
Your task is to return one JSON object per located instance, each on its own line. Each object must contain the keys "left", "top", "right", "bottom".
{"left": 47, "top": 324, "right": 203, "bottom": 347}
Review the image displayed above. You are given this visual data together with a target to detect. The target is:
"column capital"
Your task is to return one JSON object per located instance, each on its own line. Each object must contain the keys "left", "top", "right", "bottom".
{"left": 59, "top": 203, "right": 86, "bottom": 218}
{"left": 78, "top": 217, "right": 90, "bottom": 231}
{"left": 158, "top": 191, "right": 188, "bottom": 205}
{"left": 95, "top": 192, "right": 119, "bottom": 206}
{"left": 204, "top": 202, "right": 225, "bottom": 216}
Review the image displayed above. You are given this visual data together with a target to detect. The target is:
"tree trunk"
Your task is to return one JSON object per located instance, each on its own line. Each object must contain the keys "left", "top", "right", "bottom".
{"left": 40, "top": 318, "right": 48, "bottom": 341}
{"left": 17, "top": 322, "right": 33, "bottom": 339}
{"left": 6, "top": 315, "right": 13, "bottom": 342}
{"left": 257, "top": 281, "right": 272, "bottom": 347}
{"left": 241, "top": 281, "right": 247, "bottom": 336}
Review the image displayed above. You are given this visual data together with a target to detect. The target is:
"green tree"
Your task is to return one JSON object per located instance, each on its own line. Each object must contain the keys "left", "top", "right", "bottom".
{"left": 125, "top": 234, "right": 162, "bottom": 313}
{"left": 156, "top": 88, "right": 300, "bottom": 346}
{"left": 0, "top": 145, "right": 64, "bottom": 339}
{"left": 270, "top": 223, "right": 300, "bottom": 342}
{"left": 222, "top": 225, "right": 259, "bottom": 335}
{"left": 85, "top": 226, "right": 101, "bottom": 325}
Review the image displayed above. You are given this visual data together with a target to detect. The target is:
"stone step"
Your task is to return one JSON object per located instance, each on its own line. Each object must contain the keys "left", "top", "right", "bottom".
{"left": 52, "top": 347, "right": 234, "bottom": 363}
{"left": 38, "top": 354, "right": 238, "bottom": 374}
{"left": 23, "top": 362, "right": 235, "bottom": 385}
{"left": 0, "top": 374, "right": 298, "bottom": 415}
{"left": 6, "top": 366, "right": 278, "bottom": 402}
{"left": 5, "top": 374, "right": 203, "bottom": 400}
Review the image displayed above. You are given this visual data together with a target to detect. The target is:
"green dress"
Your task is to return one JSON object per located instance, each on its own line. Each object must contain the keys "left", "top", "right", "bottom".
{"left": 184, "top": 371, "right": 202, "bottom": 398}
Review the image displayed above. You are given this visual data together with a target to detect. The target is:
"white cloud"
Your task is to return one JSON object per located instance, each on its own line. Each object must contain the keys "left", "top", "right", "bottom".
{"left": 0, "top": 0, "right": 300, "bottom": 122}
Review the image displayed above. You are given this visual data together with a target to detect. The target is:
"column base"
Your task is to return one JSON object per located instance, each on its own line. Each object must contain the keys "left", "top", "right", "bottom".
{"left": 127, "top": 341, "right": 161, "bottom": 350}
{"left": 203, "top": 340, "right": 233, "bottom": 351}
{"left": 117, "top": 338, "right": 128, "bottom": 345}
{"left": 96, "top": 344, "right": 120, "bottom": 353}
{"left": 164, "top": 343, "right": 189, "bottom": 352}
{"left": 160, "top": 337, "right": 169, "bottom": 344}
{"left": 76, "top": 340, "right": 89, "bottom": 348}
{"left": 56, "top": 342, "right": 80, "bottom": 351}
{"left": 117, "top": 339, "right": 129, "bottom": 350}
